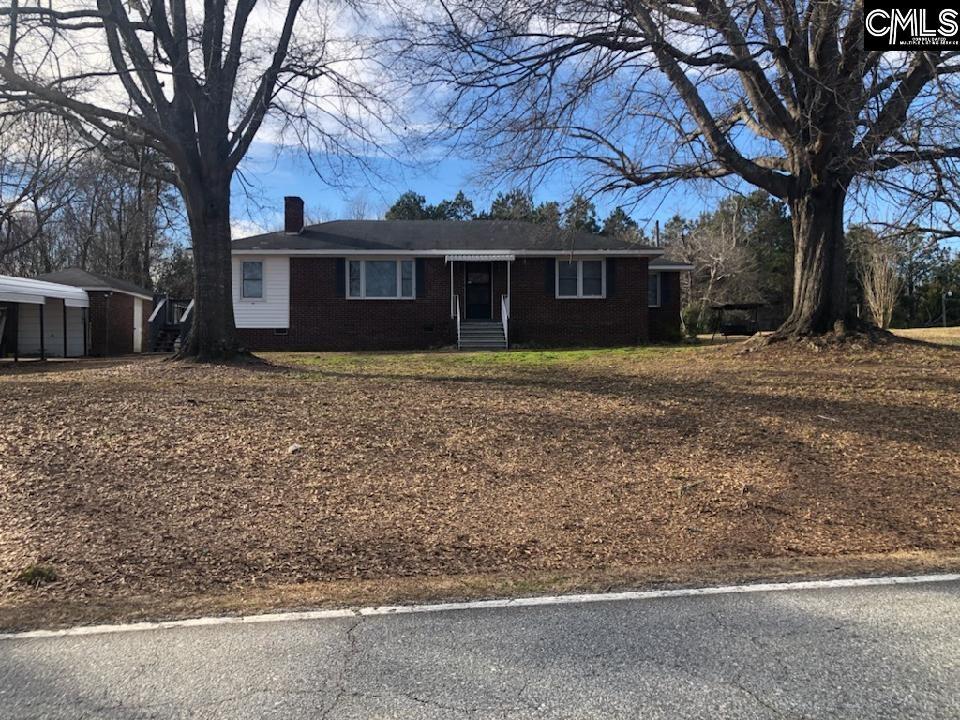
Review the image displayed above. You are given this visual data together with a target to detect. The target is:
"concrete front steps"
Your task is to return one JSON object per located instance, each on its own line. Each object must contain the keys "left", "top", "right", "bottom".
{"left": 459, "top": 320, "right": 507, "bottom": 350}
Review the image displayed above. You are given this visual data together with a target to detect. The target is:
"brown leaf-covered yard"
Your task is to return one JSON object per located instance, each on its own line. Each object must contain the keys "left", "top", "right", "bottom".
{"left": 1, "top": 334, "right": 959, "bottom": 629}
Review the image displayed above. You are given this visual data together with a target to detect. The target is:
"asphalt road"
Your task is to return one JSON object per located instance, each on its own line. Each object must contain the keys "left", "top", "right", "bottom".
{"left": 1, "top": 579, "right": 958, "bottom": 719}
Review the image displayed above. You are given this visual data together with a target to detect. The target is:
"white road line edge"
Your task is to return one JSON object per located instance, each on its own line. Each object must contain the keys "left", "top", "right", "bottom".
{"left": 2, "top": 572, "right": 958, "bottom": 641}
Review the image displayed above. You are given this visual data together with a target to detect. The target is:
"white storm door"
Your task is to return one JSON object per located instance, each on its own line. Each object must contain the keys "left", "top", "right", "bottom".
{"left": 133, "top": 297, "right": 143, "bottom": 352}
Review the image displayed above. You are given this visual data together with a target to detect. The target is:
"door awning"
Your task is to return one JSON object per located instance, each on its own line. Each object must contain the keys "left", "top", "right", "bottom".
{"left": 445, "top": 252, "right": 515, "bottom": 262}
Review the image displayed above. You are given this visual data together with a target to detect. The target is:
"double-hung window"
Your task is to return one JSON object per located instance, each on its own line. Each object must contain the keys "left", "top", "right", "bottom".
{"left": 347, "top": 259, "right": 415, "bottom": 299}
{"left": 241, "top": 261, "right": 264, "bottom": 299}
{"left": 556, "top": 259, "right": 605, "bottom": 298}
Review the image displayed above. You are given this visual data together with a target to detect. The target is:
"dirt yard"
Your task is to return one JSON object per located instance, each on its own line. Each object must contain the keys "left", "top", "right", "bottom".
{"left": 1, "top": 338, "right": 959, "bottom": 629}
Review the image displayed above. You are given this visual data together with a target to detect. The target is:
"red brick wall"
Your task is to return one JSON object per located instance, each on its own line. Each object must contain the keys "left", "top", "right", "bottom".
{"left": 87, "top": 292, "right": 152, "bottom": 355}
{"left": 238, "top": 257, "right": 455, "bottom": 351}
{"left": 88, "top": 291, "right": 129, "bottom": 355}
{"left": 507, "top": 257, "right": 648, "bottom": 347}
{"left": 648, "top": 271, "right": 684, "bottom": 342}
{"left": 236, "top": 256, "right": 653, "bottom": 351}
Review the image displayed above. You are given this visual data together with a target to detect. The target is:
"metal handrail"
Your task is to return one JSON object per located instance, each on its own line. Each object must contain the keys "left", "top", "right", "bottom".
{"left": 501, "top": 293, "right": 509, "bottom": 349}
{"left": 454, "top": 294, "right": 461, "bottom": 349}
{"left": 148, "top": 297, "right": 167, "bottom": 324}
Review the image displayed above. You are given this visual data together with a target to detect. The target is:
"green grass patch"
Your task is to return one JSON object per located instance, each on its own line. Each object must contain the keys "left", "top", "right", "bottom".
{"left": 263, "top": 344, "right": 699, "bottom": 378}
{"left": 892, "top": 327, "right": 960, "bottom": 347}
{"left": 15, "top": 564, "right": 57, "bottom": 587}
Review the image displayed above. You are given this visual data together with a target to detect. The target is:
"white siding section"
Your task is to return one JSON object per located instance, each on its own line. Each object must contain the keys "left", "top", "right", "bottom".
{"left": 232, "top": 256, "right": 290, "bottom": 329}
{"left": 44, "top": 299, "right": 65, "bottom": 357}
{"left": 17, "top": 303, "right": 42, "bottom": 355}
{"left": 66, "top": 306, "right": 85, "bottom": 356}
{"left": 16, "top": 299, "right": 86, "bottom": 356}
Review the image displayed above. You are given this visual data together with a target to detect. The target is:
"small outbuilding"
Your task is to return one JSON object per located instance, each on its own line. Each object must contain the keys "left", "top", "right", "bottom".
{"left": 0, "top": 269, "right": 154, "bottom": 359}
{"left": 710, "top": 302, "right": 765, "bottom": 337}
{"left": 0, "top": 275, "right": 91, "bottom": 359}
{"left": 37, "top": 269, "right": 153, "bottom": 355}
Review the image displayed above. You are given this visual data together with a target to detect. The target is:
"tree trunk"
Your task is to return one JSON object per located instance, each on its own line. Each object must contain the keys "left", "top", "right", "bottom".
{"left": 697, "top": 272, "right": 716, "bottom": 331}
{"left": 773, "top": 183, "right": 858, "bottom": 338}
{"left": 178, "top": 178, "right": 243, "bottom": 361}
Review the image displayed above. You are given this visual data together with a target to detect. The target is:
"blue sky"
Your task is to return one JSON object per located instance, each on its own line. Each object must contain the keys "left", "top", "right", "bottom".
{"left": 230, "top": 142, "right": 722, "bottom": 237}
{"left": 230, "top": 142, "right": 960, "bottom": 252}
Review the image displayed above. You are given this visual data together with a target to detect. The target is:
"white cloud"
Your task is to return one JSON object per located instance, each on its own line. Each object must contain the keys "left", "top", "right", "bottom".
{"left": 230, "top": 217, "right": 274, "bottom": 238}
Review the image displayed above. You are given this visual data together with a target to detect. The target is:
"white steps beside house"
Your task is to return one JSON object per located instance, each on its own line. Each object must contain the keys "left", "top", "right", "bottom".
{"left": 459, "top": 320, "right": 507, "bottom": 350}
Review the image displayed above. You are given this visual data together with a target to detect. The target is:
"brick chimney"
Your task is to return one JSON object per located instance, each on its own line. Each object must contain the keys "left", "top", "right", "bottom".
{"left": 284, "top": 195, "right": 304, "bottom": 234}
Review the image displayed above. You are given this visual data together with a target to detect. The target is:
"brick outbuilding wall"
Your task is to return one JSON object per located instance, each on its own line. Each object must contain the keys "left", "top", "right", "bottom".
{"left": 88, "top": 291, "right": 128, "bottom": 355}
{"left": 87, "top": 291, "right": 152, "bottom": 355}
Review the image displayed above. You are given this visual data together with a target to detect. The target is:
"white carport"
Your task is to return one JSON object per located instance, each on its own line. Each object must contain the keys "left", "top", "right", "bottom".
{"left": 0, "top": 275, "right": 90, "bottom": 359}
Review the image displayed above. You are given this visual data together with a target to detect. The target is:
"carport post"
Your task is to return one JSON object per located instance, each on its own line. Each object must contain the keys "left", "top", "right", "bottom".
{"left": 39, "top": 299, "right": 45, "bottom": 360}
{"left": 63, "top": 302, "right": 68, "bottom": 357}
{"left": 13, "top": 303, "right": 19, "bottom": 362}
{"left": 82, "top": 307, "right": 88, "bottom": 356}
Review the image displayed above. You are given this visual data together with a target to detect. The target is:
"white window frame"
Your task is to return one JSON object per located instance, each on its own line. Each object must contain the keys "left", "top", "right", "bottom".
{"left": 346, "top": 258, "right": 416, "bottom": 300}
{"left": 648, "top": 271, "right": 662, "bottom": 308}
{"left": 555, "top": 258, "right": 606, "bottom": 299}
{"left": 241, "top": 261, "right": 264, "bottom": 301}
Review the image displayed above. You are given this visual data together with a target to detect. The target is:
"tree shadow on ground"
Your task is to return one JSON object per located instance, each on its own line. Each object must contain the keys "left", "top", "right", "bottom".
{"left": 1, "top": 346, "right": 957, "bottom": 629}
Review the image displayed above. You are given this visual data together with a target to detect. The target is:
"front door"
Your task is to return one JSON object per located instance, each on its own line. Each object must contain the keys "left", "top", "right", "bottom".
{"left": 465, "top": 263, "right": 492, "bottom": 320}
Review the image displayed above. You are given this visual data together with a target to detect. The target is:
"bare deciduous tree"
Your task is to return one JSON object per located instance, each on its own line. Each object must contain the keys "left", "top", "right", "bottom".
{"left": 0, "top": 112, "right": 85, "bottom": 266}
{"left": 849, "top": 226, "right": 903, "bottom": 329}
{"left": 398, "top": 0, "right": 960, "bottom": 340}
{"left": 1, "top": 1, "right": 397, "bottom": 359}
{"left": 346, "top": 193, "right": 374, "bottom": 220}
{"left": 0, "top": 124, "right": 182, "bottom": 286}
{"left": 667, "top": 206, "right": 757, "bottom": 328}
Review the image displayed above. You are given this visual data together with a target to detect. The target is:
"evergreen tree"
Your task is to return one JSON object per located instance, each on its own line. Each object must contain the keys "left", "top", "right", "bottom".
{"left": 534, "top": 201, "right": 562, "bottom": 227}
{"left": 385, "top": 191, "right": 432, "bottom": 220}
{"left": 562, "top": 194, "right": 599, "bottom": 233}
{"left": 486, "top": 188, "right": 537, "bottom": 221}
{"left": 155, "top": 245, "right": 195, "bottom": 299}
{"left": 601, "top": 208, "right": 638, "bottom": 237}
{"left": 433, "top": 190, "right": 475, "bottom": 220}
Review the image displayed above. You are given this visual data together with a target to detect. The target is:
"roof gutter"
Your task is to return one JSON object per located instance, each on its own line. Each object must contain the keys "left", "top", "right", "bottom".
{"left": 649, "top": 263, "right": 695, "bottom": 271}
{"left": 231, "top": 248, "right": 665, "bottom": 258}
{"left": 71, "top": 286, "right": 154, "bottom": 301}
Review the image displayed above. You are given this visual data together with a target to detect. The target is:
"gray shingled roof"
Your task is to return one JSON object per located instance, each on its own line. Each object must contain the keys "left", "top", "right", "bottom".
{"left": 232, "top": 220, "right": 661, "bottom": 254}
{"left": 37, "top": 268, "right": 153, "bottom": 298}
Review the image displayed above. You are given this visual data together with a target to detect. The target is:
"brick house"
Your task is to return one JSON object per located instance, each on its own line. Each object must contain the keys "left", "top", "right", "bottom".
{"left": 231, "top": 196, "right": 691, "bottom": 351}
